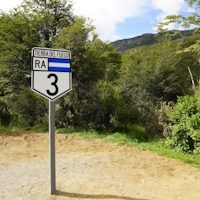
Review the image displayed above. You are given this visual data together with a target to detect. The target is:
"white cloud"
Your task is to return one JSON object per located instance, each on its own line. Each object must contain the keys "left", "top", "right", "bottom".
{"left": 1, "top": 0, "right": 194, "bottom": 41}
{"left": 72, "top": 0, "right": 151, "bottom": 41}
{"left": 151, "top": 0, "right": 193, "bottom": 31}
{"left": 151, "top": 0, "right": 186, "bottom": 16}
{"left": 0, "top": 0, "right": 22, "bottom": 12}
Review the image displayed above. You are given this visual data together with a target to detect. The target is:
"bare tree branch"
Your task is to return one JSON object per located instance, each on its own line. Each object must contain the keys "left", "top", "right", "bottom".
{"left": 188, "top": 67, "right": 196, "bottom": 93}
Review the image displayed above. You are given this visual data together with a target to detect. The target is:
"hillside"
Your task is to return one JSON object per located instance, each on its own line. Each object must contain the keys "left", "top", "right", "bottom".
{"left": 111, "top": 30, "right": 193, "bottom": 52}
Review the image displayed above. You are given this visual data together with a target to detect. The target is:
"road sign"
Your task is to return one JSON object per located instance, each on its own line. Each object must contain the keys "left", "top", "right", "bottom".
{"left": 31, "top": 47, "right": 72, "bottom": 101}
{"left": 31, "top": 47, "right": 72, "bottom": 195}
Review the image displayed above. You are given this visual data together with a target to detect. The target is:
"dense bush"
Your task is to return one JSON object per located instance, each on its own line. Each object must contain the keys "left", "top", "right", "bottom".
{"left": 0, "top": 99, "right": 11, "bottom": 126}
{"left": 155, "top": 101, "right": 174, "bottom": 137}
{"left": 55, "top": 81, "right": 139, "bottom": 131}
{"left": 8, "top": 87, "right": 48, "bottom": 128}
{"left": 166, "top": 92, "right": 200, "bottom": 154}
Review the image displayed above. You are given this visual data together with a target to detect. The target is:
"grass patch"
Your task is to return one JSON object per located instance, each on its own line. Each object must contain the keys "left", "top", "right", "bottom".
{"left": 56, "top": 125, "right": 200, "bottom": 169}
{"left": 32, "top": 124, "right": 48, "bottom": 132}
{"left": 1, "top": 124, "right": 200, "bottom": 169}
{"left": 0, "top": 124, "right": 48, "bottom": 132}
{"left": 0, "top": 126, "right": 27, "bottom": 132}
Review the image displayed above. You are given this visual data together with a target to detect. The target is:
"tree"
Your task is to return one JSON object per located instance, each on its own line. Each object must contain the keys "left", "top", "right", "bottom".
{"left": 53, "top": 17, "right": 124, "bottom": 130}
{"left": 21, "top": 0, "right": 74, "bottom": 47}
{"left": 157, "top": 0, "right": 200, "bottom": 55}
{"left": 118, "top": 37, "right": 200, "bottom": 134}
{"left": 0, "top": 0, "right": 74, "bottom": 127}
{"left": 0, "top": 0, "right": 74, "bottom": 95}
{"left": 0, "top": 11, "right": 40, "bottom": 95}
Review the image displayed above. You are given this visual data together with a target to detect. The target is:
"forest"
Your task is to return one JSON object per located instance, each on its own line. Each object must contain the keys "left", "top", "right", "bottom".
{"left": 1, "top": 0, "right": 200, "bottom": 154}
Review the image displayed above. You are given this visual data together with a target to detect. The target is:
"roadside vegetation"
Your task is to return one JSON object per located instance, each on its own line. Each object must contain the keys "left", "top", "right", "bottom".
{"left": 1, "top": 0, "right": 200, "bottom": 167}
{"left": 1, "top": 124, "right": 200, "bottom": 169}
{"left": 56, "top": 126, "right": 200, "bottom": 169}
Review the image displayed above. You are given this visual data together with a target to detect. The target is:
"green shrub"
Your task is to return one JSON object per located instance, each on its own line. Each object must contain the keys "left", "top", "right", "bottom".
{"left": 8, "top": 87, "right": 48, "bottom": 127}
{"left": 155, "top": 101, "right": 175, "bottom": 137}
{"left": 0, "top": 99, "right": 11, "bottom": 126}
{"left": 166, "top": 92, "right": 200, "bottom": 154}
{"left": 143, "top": 102, "right": 163, "bottom": 136}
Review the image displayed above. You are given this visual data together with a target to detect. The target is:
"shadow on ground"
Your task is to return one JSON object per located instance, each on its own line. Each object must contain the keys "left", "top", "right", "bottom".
{"left": 56, "top": 190, "right": 149, "bottom": 200}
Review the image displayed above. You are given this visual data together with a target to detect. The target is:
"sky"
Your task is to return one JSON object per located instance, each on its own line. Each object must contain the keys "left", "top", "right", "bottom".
{"left": 0, "top": 0, "right": 194, "bottom": 42}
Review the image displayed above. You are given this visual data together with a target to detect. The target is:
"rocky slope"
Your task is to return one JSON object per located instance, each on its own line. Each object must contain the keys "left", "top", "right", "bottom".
{"left": 111, "top": 30, "right": 193, "bottom": 52}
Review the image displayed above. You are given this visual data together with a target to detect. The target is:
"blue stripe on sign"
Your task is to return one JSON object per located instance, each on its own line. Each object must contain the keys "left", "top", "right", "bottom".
{"left": 48, "top": 58, "right": 71, "bottom": 72}
{"left": 49, "top": 67, "right": 71, "bottom": 72}
{"left": 49, "top": 58, "right": 70, "bottom": 63}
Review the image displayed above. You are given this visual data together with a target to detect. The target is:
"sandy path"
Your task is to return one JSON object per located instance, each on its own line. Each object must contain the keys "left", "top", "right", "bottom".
{"left": 0, "top": 131, "right": 200, "bottom": 200}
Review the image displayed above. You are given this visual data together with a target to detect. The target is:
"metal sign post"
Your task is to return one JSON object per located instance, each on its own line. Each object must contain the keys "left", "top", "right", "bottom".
{"left": 49, "top": 100, "right": 55, "bottom": 194}
{"left": 31, "top": 47, "right": 72, "bottom": 195}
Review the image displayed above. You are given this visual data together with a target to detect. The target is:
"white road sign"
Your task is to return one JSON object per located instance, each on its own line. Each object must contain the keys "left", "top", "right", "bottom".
{"left": 31, "top": 47, "right": 72, "bottom": 101}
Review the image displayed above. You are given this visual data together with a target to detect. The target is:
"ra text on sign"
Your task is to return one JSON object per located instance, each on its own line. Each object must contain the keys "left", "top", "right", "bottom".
{"left": 31, "top": 47, "right": 72, "bottom": 101}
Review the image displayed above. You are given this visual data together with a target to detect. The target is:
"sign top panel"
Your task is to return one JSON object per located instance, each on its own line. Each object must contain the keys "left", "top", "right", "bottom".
{"left": 32, "top": 47, "right": 71, "bottom": 59}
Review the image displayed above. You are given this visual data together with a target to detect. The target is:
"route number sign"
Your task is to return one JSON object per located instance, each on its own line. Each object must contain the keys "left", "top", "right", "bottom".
{"left": 31, "top": 47, "right": 72, "bottom": 101}
{"left": 31, "top": 47, "right": 72, "bottom": 194}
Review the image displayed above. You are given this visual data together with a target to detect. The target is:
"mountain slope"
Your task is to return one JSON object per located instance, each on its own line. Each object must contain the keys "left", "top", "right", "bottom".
{"left": 111, "top": 30, "right": 193, "bottom": 52}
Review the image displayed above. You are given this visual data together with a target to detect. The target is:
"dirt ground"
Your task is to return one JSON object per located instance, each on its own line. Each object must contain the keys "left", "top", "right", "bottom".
{"left": 1, "top": 132, "right": 200, "bottom": 200}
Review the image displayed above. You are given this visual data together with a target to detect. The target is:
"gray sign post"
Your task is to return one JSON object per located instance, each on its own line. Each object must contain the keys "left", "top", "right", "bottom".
{"left": 49, "top": 101, "right": 55, "bottom": 194}
{"left": 31, "top": 47, "right": 72, "bottom": 194}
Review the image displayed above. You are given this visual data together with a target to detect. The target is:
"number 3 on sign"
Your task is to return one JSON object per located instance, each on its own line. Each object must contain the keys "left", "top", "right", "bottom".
{"left": 47, "top": 74, "right": 59, "bottom": 96}
{"left": 32, "top": 70, "right": 71, "bottom": 101}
